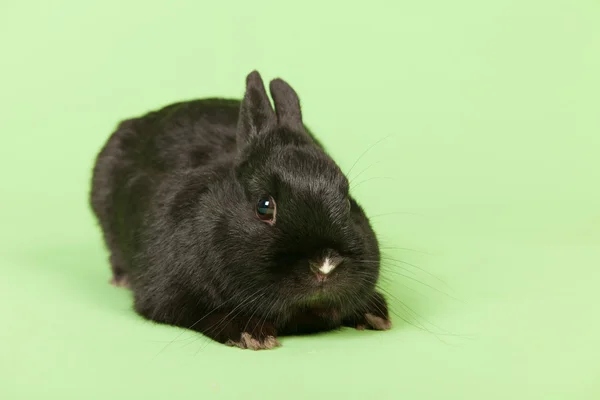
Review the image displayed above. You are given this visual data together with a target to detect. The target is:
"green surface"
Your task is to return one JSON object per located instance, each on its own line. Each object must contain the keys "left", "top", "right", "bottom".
{"left": 1, "top": 1, "right": 599, "bottom": 399}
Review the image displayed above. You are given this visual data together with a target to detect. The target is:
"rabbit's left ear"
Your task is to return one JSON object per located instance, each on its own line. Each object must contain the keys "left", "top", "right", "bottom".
{"left": 269, "top": 78, "right": 303, "bottom": 130}
{"left": 237, "top": 70, "right": 277, "bottom": 147}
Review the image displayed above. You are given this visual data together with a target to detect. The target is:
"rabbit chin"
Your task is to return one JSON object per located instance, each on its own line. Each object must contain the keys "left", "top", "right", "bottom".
{"left": 300, "top": 280, "right": 343, "bottom": 306}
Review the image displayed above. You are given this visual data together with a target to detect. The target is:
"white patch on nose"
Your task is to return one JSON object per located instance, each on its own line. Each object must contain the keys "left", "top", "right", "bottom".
{"left": 318, "top": 257, "right": 337, "bottom": 275}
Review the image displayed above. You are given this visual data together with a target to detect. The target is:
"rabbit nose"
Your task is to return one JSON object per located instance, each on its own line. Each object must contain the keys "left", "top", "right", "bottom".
{"left": 309, "top": 257, "right": 341, "bottom": 281}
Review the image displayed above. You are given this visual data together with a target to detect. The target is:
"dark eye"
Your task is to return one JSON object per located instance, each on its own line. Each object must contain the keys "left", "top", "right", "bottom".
{"left": 256, "top": 196, "right": 276, "bottom": 223}
{"left": 346, "top": 198, "right": 352, "bottom": 212}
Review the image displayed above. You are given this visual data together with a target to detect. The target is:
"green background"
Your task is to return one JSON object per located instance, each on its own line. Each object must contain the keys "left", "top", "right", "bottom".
{"left": 1, "top": 1, "right": 599, "bottom": 398}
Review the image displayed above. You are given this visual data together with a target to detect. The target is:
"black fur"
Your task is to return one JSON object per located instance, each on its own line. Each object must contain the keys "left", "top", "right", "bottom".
{"left": 90, "top": 71, "right": 390, "bottom": 350}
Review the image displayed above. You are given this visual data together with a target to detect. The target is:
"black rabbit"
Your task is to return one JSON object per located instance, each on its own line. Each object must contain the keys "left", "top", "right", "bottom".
{"left": 90, "top": 71, "right": 390, "bottom": 350}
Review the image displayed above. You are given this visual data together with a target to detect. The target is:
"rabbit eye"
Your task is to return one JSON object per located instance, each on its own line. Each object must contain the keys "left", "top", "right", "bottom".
{"left": 256, "top": 196, "right": 276, "bottom": 223}
{"left": 346, "top": 198, "right": 351, "bottom": 212}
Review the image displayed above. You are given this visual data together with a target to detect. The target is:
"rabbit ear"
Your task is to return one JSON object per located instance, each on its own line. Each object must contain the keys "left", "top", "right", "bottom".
{"left": 237, "top": 70, "right": 277, "bottom": 146}
{"left": 269, "top": 78, "right": 303, "bottom": 129}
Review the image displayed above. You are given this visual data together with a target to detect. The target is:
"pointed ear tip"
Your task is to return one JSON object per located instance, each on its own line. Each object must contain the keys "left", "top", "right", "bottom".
{"left": 269, "top": 78, "right": 296, "bottom": 96}
{"left": 269, "top": 78, "right": 286, "bottom": 87}
{"left": 246, "top": 70, "right": 264, "bottom": 86}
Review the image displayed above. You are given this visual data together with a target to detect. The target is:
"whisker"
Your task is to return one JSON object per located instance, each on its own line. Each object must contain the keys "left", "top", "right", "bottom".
{"left": 354, "top": 270, "right": 472, "bottom": 340}
{"left": 369, "top": 211, "right": 429, "bottom": 219}
{"left": 348, "top": 160, "right": 383, "bottom": 184}
{"left": 371, "top": 286, "right": 463, "bottom": 342}
{"left": 376, "top": 286, "right": 452, "bottom": 336}
{"left": 362, "top": 289, "right": 435, "bottom": 335}
{"left": 243, "top": 293, "right": 269, "bottom": 333}
{"left": 380, "top": 255, "right": 453, "bottom": 290}
{"left": 206, "top": 289, "right": 267, "bottom": 334}
{"left": 345, "top": 134, "right": 392, "bottom": 178}
{"left": 194, "top": 289, "right": 269, "bottom": 354}
{"left": 353, "top": 259, "right": 416, "bottom": 274}
{"left": 379, "top": 246, "right": 435, "bottom": 256}
{"left": 382, "top": 270, "right": 460, "bottom": 301}
{"left": 259, "top": 294, "right": 281, "bottom": 338}
{"left": 350, "top": 176, "right": 397, "bottom": 191}
{"left": 352, "top": 258, "right": 457, "bottom": 299}
{"left": 149, "top": 286, "right": 263, "bottom": 360}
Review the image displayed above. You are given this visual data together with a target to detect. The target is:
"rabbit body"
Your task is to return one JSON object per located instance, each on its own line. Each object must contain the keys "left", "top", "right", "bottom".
{"left": 90, "top": 71, "right": 390, "bottom": 350}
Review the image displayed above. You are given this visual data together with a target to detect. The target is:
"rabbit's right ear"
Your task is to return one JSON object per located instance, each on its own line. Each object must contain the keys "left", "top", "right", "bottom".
{"left": 269, "top": 78, "right": 303, "bottom": 130}
{"left": 237, "top": 70, "right": 277, "bottom": 147}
